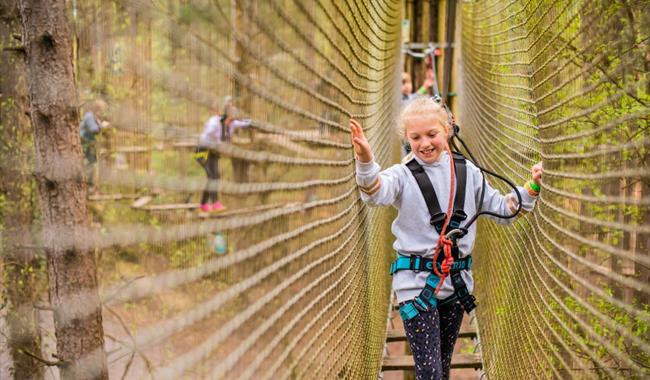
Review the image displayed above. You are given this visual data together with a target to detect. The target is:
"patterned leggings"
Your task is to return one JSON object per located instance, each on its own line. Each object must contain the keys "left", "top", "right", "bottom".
{"left": 402, "top": 302, "right": 464, "bottom": 380}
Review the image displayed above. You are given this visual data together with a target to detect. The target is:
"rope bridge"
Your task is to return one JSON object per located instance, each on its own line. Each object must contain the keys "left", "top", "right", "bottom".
{"left": 67, "top": 0, "right": 399, "bottom": 378}
{"left": 1, "top": 0, "right": 648, "bottom": 379}
{"left": 460, "top": 0, "right": 649, "bottom": 378}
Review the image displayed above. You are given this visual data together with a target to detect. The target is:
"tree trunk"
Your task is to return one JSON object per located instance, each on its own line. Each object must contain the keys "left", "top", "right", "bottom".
{"left": 232, "top": 0, "right": 253, "bottom": 183}
{"left": 17, "top": 1, "right": 108, "bottom": 379}
{"left": 0, "top": 0, "right": 44, "bottom": 379}
{"left": 428, "top": 0, "right": 439, "bottom": 44}
{"left": 410, "top": 0, "right": 421, "bottom": 88}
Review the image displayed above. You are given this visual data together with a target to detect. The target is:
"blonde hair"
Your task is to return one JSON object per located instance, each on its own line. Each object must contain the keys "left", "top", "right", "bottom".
{"left": 397, "top": 97, "right": 450, "bottom": 138}
{"left": 91, "top": 99, "right": 108, "bottom": 114}
{"left": 398, "top": 97, "right": 451, "bottom": 164}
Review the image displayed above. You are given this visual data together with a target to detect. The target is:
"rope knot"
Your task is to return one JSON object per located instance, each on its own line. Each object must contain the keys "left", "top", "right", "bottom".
{"left": 440, "top": 239, "right": 454, "bottom": 274}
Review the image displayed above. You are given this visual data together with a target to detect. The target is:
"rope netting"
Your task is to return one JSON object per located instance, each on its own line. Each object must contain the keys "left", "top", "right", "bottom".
{"left": 460, "top": 0, "right": 649, "bottom": 378}
{"left": 4, "top": 0, "right": 649, "bottom": 379}
{"left": 34, "top": 0, "right": 401, "bottom": 378}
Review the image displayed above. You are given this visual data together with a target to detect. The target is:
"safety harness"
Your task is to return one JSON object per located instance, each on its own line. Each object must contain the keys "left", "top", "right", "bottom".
{"left": 406, "top": 152, "right": 467, "bottom": 233}
{"left": 394, "top": 152, "right": 477, "bottom": 321}
{"left": 393, "top": 32, "right": 525, "bottom": 320}
{"left": 390, "top": 254, "right": 472, "bottom": 274}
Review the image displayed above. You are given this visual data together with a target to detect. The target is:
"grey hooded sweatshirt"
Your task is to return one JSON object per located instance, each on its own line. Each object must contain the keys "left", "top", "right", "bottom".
{"left": 355, "top": 151, "right": 537, "bottom": 303}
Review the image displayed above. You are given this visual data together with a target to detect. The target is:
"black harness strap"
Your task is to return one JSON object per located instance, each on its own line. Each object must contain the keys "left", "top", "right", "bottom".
{"left": 406, "top": 159, "right": 445, "bottom": 231}
{"left": 406, "top": 153, "right": 468, "bottom": 233}
{"left": 450, "top": 269, "right": 477, "bottom": 313}
{"left": 449, "top": 152, "right": 467, "bottom": 229}
{"left": 405, "top": 152, "right": 476, "bottom": 314}
{"left": 220, "top": 114, "right": 230, "bottom": 142}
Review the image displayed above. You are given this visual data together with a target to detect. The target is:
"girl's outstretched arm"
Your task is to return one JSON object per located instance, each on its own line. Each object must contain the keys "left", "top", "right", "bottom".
{"left": 476, "top": 161, "right": 543, "bottom": 225}
{"left": 350, "top": 119, "right": 373, "bottom": 162}
{"left": 531, "top": 162, "right": 543, "bottom": 187}
{"left": 350, "top": 119, "right": 403, "bottom": 207}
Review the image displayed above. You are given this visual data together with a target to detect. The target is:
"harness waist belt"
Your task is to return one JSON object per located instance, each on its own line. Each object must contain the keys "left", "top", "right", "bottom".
{"left": 395, "top": 250, "right": 476, "bottom": 321}
{"left": 390, "top": 254, "right": 472, "bottom": 275}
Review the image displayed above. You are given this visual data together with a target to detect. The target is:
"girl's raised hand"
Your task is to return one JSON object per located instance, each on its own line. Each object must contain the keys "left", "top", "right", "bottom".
{"left": 350, "top": 118, "right": 374, "bottom": 163}
{"left": 531, "top": 162, "right": 543, "bottom": 186}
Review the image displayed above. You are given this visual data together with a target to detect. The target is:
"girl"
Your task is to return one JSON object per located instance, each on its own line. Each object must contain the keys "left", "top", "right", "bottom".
{"left": 350, "top": 97, "right": 542, "bottom": 380}
{"left": 195, "top": 97, "right": 251, "bottom": 212}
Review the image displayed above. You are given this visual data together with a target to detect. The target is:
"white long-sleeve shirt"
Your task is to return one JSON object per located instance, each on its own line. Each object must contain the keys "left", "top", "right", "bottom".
{"left": 198, "top": 115, "right": 252, "bottom": 148}
{"left": 355, "top": 151, "right": 538, "bottom": 303}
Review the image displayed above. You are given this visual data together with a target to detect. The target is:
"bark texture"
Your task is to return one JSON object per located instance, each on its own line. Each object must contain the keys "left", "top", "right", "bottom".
{"left": 17, "top": 0, "right": 108, "bottom": 378}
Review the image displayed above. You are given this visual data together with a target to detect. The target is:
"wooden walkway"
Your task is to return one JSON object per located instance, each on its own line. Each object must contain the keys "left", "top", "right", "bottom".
{"left": 381, "top": 302, "right": 484, "bottom": 378}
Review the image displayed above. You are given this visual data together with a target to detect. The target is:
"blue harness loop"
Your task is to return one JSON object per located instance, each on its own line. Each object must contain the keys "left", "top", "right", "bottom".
{"left": 393, "top": 252, "right": 475, "bottom": 321}
{"left": 390, "top": 254, "right": 472, "bottom": 275}
{"left": 399, "top": 274, "right": 441, "bottom": 321}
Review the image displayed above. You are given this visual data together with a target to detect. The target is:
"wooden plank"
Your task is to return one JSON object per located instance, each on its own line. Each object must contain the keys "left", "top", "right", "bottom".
{"left": 172, "top": 141, "right": 197, "bottom": 149}
{"left": 140, "top": 203, "right": 199, "bottom": 211}
{"left": 137, "top": 202, "right": 286, "bottom": 214}
{"left": 257, "top": 129, "right": 322, "bottom": 140}
{"left": 196, "top": 202, "right": 287, "bottom": 218}
{"left": 88, "top": 193, "right": 140, "bottom": 201}
{"left": 386, "top": 326, "right": 477, "bottom": 342}
{"left": 172, "top": 136, "right": 252, "bottom": 150}
{"left": 114, "top": 146, "right": 150, "bottom": 153}
{"left": 381, "top": 354, "right": 482, "bottom": 371}
{"left": 131, "top": 195, "right": 153, "bottom": 208}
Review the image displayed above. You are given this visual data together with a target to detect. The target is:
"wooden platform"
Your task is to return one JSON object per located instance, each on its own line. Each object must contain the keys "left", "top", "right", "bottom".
{"left": 383, "top": 297, "right": 484, "bottom": 377}
{"left": 382, "top": 354, "right": 482, "bottom": 371}
{"left": 131, "top": 195, "right": 153, "bottom": 208}
{"left": 196, "top": 202, "right": 286, "bottom": 218}
{"left": 133, "top": 201, "right": 286, "bottom": 216}
{"left": 140, "top": 202, "right": 199, "bottom": 211}
{"left": 386, "top": 326, "right": 477, "bottom": 342}
{"left": 113, "top": 145, "right": 151, "bottom": 153}
{"left": 88, "top": 193, "right": 141, "bottom": 201}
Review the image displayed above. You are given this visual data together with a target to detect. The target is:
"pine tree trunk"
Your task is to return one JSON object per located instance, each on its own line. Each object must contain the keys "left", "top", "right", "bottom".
{"left": 0, "top": 0, "right": 44, "bottom": 378}
{"left": 17, "top": 1, "right": 108, "bottom": 378}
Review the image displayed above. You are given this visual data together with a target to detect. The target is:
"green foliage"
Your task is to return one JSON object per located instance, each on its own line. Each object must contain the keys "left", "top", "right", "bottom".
{"left": 177, "top": 4, "right": 210, "bottom": 25}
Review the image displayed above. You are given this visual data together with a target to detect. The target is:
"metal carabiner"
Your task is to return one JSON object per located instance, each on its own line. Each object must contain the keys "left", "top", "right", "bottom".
{"left": 444, "top": 228, "right": 465, "bottom": 240}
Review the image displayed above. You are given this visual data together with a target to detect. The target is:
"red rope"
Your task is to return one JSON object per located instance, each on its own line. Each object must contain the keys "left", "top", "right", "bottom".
{"left": 432, "top": 145, "right": 457, "bottom": 294}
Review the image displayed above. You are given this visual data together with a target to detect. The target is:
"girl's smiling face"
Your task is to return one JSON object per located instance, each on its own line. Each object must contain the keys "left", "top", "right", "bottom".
{"left": 405, "top": 116, "right": 449, "bottom": 164}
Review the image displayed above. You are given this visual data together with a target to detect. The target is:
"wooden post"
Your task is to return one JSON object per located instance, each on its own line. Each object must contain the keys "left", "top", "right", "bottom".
{"left": 410, "top": 0, "right": 421, "bottom": 88}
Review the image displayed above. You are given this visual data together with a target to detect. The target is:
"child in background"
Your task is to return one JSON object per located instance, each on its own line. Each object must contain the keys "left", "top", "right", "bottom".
{"left": 195, "top": 97, "right": 251, "bottom": 212}
{"left": 400, "top": 71, "right": 434, "bottom": 157}
{"left": 401, "top": 72, "right": 416, "bottom": 103}
{"left": 401, "top": 70, "right": 435, "bottom": 104}
{"left": 350, "top": 97, "right": 542, "bottom": 380}
{"left": 80, "top": 99, "right": 109, "bottom": 191}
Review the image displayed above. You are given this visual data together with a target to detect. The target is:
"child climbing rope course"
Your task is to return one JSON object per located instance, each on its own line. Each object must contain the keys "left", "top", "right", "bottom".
{"left": 350, "top": 97, "right": 542, "bottom": 380}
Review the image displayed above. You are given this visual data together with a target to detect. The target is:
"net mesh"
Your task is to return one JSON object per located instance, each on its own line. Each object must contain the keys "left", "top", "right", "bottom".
{"left": 3, "top": 0, "right": 650, "bottom": 378}
{"left": 67, "top": 0, "right": 400, "bottom": 378}
{"left": 460, "top": 0, "right": 649, "bottom": 378}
